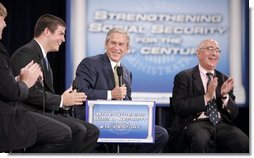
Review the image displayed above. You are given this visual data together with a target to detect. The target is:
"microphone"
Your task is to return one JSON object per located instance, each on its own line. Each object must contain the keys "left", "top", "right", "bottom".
{"left": 72, "top": 79, "right": 78, "bottom": 90}
{"left": 116, "top": 66, "right": 123, "bottom": 86}
{"left": 71, "top": 79, "right": 79, "bottom": 117}
{"left": 38, "top": 75, "right": 44, "bottom": 86}
{"left": 38, "top": 75, "right": 45, "bottom": 115}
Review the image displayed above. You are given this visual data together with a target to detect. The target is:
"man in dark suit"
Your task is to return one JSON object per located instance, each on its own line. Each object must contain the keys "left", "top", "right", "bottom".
{"left": 171, "top": 39, "right": 249, "bottom": 152}
{"left": 0, "top": 3, "right": 72, "bottom": 152}
{"left": 10, "top": 14, "right": 99, "bottom": 153}
{"left": 74, "top": 28, "right": 169, "bottom": 153}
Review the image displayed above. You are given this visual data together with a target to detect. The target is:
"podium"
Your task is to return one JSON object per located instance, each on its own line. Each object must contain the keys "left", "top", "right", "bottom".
{"left": 86, "top": 100, "right": 155, "bottom": 144}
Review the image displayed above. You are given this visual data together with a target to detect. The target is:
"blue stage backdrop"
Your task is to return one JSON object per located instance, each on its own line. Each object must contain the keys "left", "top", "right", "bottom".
{"left": 66, "top": 0, "right": 247, "bottom": 106}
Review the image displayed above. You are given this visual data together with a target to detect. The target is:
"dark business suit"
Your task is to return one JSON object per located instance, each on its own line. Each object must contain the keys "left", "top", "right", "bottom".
{"left": 10, "top": 39, "right": 99, "bottom": 153}
{"left": 171, "top": 65, "right": 249, "bottom": 152}
{"left": 75, "top": 53, "right": 169, "bottom": 153}
{"left": 76, "top": 53, "right": 132, "bottom": 100}
{"left": 0, "top": 42, "right": 71, "bottom": 152}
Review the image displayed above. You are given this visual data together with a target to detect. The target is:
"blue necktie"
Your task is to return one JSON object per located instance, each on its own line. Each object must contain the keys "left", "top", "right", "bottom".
{"left": 44, "top": 57, "right": 49, "bottom": 70}
{"left": 207, "top": 99, "right": 220, "bottom": 125}
{"left": 206, "top": 72, "right": 220, "bottom": 125}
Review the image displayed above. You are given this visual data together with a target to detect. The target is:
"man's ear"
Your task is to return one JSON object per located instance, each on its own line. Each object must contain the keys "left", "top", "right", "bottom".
{"left": 44, "top": 28, "right": 51, "bottom": 37}
{"left": 196, "top": 49, "right": 200, "bottom": 55}
{"left": 196, "top": 49, "right": 202, "bottom": 60}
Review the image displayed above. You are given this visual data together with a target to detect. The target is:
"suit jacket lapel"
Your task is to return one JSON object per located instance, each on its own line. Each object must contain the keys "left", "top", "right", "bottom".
{"left": 215, "top": 71, "right": 223, "bottom": 99}
{"left": 44, "top": 61, "right": 54, "bottom": 92}
{"left": 193, "top": 66, "right": 205, "bottom": 95}
{"left": 31, "top": 40, "right": 54, "bottom": 93}
{"left": 102, "top": 53, "right": 115, "bottom": 89}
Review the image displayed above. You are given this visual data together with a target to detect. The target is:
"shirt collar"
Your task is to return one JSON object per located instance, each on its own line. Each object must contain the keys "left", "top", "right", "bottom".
{"left": 34, "top": 39, "right": 47, "bottom": 58}
{"left": 198, "top": 64, "right": 214, "bottom": 76}
{"left": 109, "top": 59, "right": 120, "bottom": 70}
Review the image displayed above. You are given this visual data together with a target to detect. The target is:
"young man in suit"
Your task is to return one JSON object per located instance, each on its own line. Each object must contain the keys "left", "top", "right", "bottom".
{"left": 0, "top": 3, "right": 72, "bottom": 152}
{"left": 171, "top": 39, "right": 249, "bottom": 152}
{"left": 74, "top": 28, "right": 169, "bottom": 153}
{"left": 10, "top": 14, "right": 99, "bottom": 153}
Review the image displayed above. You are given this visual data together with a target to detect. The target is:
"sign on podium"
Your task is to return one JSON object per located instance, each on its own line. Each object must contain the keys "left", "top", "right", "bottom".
{"left": 86, "top": 100, "right": 155, "bottom": 143}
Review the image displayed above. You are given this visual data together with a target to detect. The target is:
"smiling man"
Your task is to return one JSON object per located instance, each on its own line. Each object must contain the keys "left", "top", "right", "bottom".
{"left": 171, "top": 39, "right": 249, "bottom": 153}
{"left": 10, "top": 14, "right": 99, "bottom": 153}
{"left": 76, "top": 28, "right": 131, "bottom": 101}
{"left": 74, "top": 27, "right": 169, "bottom": 153}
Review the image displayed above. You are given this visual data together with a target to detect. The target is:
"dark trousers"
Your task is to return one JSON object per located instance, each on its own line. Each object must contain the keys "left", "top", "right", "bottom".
{"left": 92, "top": 125, "right": 168, "bottom": 153}
{"left": 185, "top": 120, "right": 249, "bottom": 153}
{"left": 44, "top": 113, "right": 99, "bottom": 153}
{"left": 119, "top": 125, "right": 169, "bottom": 153}
{"left": 24, "top": 112, "right": 72, "bottom": 153}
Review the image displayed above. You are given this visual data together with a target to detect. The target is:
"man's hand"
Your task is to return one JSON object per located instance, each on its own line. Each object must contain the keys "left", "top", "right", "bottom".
{"left": 221, "top": 77, "right": 234, "bottom": 96}
{"left": 205, "top": 77, "right": 218, "bottom": 102}
{"left": 19, "top": 60, "right": 43, "bottom": 88}
{"left": 62, "top": 87, "right": 87, "bottom": 106}
{"left": 112, "top": 84, "right": 127, "bottom": 100}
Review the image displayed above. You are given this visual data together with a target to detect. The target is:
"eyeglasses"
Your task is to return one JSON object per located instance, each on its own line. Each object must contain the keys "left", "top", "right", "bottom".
{"left": 200, "top": 46, "right": 221, "bottom": 53}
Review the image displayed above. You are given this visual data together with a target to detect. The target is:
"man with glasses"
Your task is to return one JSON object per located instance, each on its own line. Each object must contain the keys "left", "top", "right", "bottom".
{"left": 200, "top": 46, "right": 221, "bottom": 54}
{"left": 170, "top": 39, "right": 249, "bottom": 152}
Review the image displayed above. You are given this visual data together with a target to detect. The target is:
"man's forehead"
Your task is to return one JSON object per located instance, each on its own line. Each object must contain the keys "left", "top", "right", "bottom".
{"left": 204, "top": 40, "right": 219, "bottom": 47}
{"left": 55, "top": 26, "right": 65, "bottom": 32}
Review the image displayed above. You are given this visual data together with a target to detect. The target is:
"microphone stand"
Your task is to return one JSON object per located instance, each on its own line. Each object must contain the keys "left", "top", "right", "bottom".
{"left": 116, "top": 66, "right": 124, "bottom": 153}
{"left": 40, "top": 58, "right": 47, "bottom": 115}
{"left": 39, "top": 78, "right": 45, "bottom": 115}
{"left": 70, "top": 79, "right": 79, "bottom": 117}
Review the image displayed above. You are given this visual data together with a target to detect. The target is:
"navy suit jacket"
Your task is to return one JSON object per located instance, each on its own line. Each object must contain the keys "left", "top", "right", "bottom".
{"left": 10, "top": 39, "right": 61, "bottom": 113}
{"left": 75, "top": 53, "right": 132, "bottom": 100}
{"left": 172, "top": 65, "right": 238, "bottom": 129}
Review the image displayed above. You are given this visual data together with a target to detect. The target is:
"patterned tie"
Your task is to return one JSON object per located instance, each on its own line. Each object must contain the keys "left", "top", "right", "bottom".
{"left": 207, "top": 99, "right": 220, "bottom": 125}
{"left": 206, "top": 72, "right": 220, "bottom": 125}
{"left": 114, "top": 65, "right": 119, "bottom": 87}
